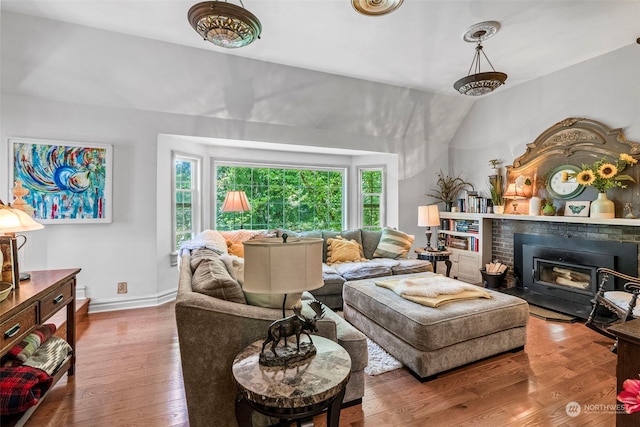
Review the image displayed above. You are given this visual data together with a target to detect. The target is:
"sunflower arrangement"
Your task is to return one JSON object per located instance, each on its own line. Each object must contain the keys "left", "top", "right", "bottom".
{"left": 568, "top": 153, "right": 638, "bottom": 193}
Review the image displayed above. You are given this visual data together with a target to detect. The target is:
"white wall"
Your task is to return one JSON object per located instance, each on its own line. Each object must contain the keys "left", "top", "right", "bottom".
{"left": 1, "top": 12, "right": 462, "bottom": 310}
{"left": 449, "top": 44, "right": 640, "bottom": 201}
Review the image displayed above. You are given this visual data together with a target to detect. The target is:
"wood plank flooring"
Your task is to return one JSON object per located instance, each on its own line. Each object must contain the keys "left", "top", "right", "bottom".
{"left": 25, "top": 302, "right": 618, "bottom": 427}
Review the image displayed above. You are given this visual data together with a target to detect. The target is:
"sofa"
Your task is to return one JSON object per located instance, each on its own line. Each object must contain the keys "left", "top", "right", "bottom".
{"left": 175, "top": 246, "right": 369, "bottom": 427}
{"left": 273, "top": 227, "right": 434, "bottom": 309}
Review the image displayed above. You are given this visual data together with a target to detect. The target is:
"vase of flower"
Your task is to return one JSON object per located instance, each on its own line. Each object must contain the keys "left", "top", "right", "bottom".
{"left": 590, "top": 192, "right": 615, "bottom": 218}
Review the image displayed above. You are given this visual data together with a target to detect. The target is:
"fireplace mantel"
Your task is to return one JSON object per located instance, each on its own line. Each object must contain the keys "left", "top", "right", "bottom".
{"left": 440, "top": 211, "right": 640, "bottom": 227}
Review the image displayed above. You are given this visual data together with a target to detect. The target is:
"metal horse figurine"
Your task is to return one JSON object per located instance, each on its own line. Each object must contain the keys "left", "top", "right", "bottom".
{"left": 261, "top": 300, "right": 325, "bottom": 360}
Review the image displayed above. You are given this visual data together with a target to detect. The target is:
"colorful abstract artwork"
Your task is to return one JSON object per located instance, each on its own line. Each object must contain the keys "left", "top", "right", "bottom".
{"left": 10, "top": 138, "right": 113, "bottom": 224}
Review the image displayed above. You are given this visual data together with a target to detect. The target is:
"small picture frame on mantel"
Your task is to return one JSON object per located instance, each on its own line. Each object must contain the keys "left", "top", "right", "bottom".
{"left": 0, "top": 236, "right": 19, "bottom": 289}
{"left": 565, "top": 201, "right": 591, "bottom": 217}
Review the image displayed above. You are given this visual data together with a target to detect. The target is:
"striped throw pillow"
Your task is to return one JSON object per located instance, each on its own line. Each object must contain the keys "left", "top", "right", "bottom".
{"left": 372, "top": 227, "right": 414, "bottom": 259}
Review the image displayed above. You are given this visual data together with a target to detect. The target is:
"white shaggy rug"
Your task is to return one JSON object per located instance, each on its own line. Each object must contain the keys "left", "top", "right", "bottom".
{"left": 364, "top": 338, "right": 403, "bottom": 376}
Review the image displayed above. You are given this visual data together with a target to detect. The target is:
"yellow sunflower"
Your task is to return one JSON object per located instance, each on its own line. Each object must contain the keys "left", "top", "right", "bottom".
{"left": 620, "top": 153, "right": 638, "bottom": 165}
{"left": 561, "top": 171, "right": 569, "bottom": 182}
{"left": 598, "top": 163, "right": 618, "bottom": 179}
{"left": 576, "top": 169, "right": 595, "bottom": 185}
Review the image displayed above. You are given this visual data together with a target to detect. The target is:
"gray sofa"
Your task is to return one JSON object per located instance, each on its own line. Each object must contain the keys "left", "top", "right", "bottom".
{"left": 276, "top": 228, "right": 434, "bottom": 309}
{"left": 175, "top": 251, "right": 368, "bottom": 427}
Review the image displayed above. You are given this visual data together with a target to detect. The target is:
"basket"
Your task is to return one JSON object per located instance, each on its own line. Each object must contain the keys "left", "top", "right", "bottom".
{"left": 0, "top": 282, "right": 12, "bottom": 302}
{"left": 480, "top": 268, "right": 507, "bottom": 289}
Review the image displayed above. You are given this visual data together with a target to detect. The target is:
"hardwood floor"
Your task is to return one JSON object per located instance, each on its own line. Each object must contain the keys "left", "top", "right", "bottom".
{"left": 25, "top": 302, "right": 617, "bottom": 427}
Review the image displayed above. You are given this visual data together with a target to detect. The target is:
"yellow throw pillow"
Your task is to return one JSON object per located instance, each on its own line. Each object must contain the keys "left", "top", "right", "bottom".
{"left": 226, "top": 239, "right": 244, "bottom": 257}
{"left": 326, "top": 237, "right": 366, "bottom": 264}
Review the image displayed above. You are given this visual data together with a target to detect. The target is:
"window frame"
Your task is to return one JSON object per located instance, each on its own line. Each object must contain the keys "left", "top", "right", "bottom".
{"left": 172, "top": 152, "right": 202, "bottom": 252}
{"left": 358, "top": 166, "right": 386, "bottom": 230}
{"left": 214, "top": 161, "right": 347, "bottom": 231}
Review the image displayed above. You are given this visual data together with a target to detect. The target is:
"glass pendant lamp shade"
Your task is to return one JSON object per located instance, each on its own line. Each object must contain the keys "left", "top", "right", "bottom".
{"left": 188, "top": 1, "right": 262, "bottom": 49}
{"left": 352, "top": 0, "right": 404, "bottom": 16}
{"left": 453, "top": 21, "right": 507, "bottom": 96}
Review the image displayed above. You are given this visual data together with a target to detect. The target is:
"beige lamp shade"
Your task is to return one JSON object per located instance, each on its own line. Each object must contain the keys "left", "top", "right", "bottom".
{"left": 243, "top": 237, "right": 324, "bottom": 294}
{"left": 221, "top": 191, "right": 251, "bottom": 212}
{"left": 418, "top": 205, "right": 440, "bottom": 227}
{"left": 0, "top": 203, "right": 44, "bottom": 234}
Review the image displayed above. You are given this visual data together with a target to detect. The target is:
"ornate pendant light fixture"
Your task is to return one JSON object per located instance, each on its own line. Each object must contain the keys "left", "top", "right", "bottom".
{"left": 453, "top": 21, "right": 507, "bottom": 96}
{"left": 188, "top": 1, "right": 261, "bottom": 49}
{"left": 352, "top": 0, "right": 404, "bottom": 16}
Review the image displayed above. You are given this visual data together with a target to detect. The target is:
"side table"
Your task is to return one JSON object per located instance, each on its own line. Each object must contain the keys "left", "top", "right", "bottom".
{"left": 232, "top": 335, "right": 351, "bottom": 427}
{"left": 609, "top": 318, "right": 640, "bottom": 427}
{"left": 415, "top": 249, "right": 452, "bottom": 277}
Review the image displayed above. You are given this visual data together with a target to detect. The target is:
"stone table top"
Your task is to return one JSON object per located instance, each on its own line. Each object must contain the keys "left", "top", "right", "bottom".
{"left": 232, "top": 335, "right": 351, "bottom": 409}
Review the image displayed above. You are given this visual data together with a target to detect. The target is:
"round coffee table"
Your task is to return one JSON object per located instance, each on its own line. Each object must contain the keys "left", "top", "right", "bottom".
{"left": 232, "top": 335, "right": 351, "bottom": 427}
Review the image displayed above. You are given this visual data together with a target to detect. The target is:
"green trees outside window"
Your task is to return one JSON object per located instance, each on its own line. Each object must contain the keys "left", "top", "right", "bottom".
{"left": 216, "top": 165, "right": 344, "bottom": 231}
{"left": 361, "top": 169, "right": 383, "bottom": 230}
{"left": 175, "top": 158, "right": 198, "bottom": 250}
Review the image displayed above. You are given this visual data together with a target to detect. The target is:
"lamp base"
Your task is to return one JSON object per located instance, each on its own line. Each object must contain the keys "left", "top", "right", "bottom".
{"left": 259, "top": 341, "right": 317, "bottom": 367}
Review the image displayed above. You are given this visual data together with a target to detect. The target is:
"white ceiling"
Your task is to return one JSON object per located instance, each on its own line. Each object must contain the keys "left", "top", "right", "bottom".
{"left": 2, "top": 0, "right": 639, "bottom": 95}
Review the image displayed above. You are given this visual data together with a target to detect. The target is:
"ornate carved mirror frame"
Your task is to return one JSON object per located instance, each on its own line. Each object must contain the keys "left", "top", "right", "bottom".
{"left": 506, "top": 117, "right": 640, "bottom": 199}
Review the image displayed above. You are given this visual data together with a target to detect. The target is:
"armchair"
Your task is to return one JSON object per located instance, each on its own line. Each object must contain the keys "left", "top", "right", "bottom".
{"left": 586, "top": 267, "right": 640, "bottom": 353}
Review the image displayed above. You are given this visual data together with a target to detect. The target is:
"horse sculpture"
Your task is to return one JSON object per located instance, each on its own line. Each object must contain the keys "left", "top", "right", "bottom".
{"left": 261, "top": 300, "right": 325, "bottom": 358}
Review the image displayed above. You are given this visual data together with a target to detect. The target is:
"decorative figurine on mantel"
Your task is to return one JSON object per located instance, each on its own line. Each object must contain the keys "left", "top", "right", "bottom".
{"left": 625, "top": 202, "right": 635, "bottom": 219}
{"left": 259, "top": 300, "right": 325, "bottom": 366}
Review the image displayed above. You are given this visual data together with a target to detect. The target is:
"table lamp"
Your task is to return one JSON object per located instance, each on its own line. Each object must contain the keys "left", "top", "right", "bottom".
{"left": 418, "top": 205, "right": 440, "bottom": 251}
{"left": 0, "top": 201, "right": 44, "bottom": 286}
{"left": 504, "top": 184, "right": 526, "bottom": 215}
{"left": 243, "top": 235, "right": 324, "bottom": 365}
{"left": 221, "top": 190, "right": 251, "bottom": 229}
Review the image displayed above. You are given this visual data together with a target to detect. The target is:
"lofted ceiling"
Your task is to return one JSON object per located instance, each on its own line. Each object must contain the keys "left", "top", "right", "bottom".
{"left": 2, "top": 0, "right": 639, "bottom": 96}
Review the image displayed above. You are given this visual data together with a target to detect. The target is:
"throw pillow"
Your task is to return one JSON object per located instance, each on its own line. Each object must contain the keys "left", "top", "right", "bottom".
{"left": 226, "top": 239, "right": 245, "bottom": 257}
{"left": 326, "top": 237, "right": 366, "bottom": 264}
{"left": 373, "top": 227, "right": 414, "bottom": 259}
{"left": 192, "top": 257, "right": 246, "bottom": 304}
{"left": 195, "top": 230, "right": 229, "bottom": 254}
{"left": 219, "top": 254, "right": 245, "bottom": 285}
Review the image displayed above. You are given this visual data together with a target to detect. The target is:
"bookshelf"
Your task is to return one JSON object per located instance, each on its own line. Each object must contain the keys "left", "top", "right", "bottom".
{"left": 438, "top": 212, "right": 493, "bottom": 283}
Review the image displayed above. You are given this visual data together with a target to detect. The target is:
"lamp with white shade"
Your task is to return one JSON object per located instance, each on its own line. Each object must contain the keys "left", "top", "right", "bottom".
{"left": 221, "top": 190, "right": 251, "bottom": 229}
{"left": 0, "top": 201, "right": 44, "bottom": 286}
{"left": 418, "top": 205, "right": 441, "bottom": 252}
{"left": 243, "top": 235, "right": 324, "bottom": 365}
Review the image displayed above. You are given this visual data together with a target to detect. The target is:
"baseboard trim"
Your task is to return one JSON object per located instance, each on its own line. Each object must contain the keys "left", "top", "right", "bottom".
{"left": 88, "top": 289, "right": 177, "bottom": 313}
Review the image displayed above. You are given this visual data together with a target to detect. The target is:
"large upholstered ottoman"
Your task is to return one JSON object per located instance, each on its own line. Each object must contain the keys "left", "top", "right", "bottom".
{"left": 342, "top": 272, "right": 529, "bottom": 381}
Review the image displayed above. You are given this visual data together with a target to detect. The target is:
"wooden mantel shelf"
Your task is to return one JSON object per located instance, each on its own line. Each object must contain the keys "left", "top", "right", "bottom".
{"left": 440, "top": 211, "right": 640, "bottom": 227}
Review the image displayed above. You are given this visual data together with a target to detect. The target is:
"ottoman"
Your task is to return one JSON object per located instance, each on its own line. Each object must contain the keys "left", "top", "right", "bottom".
{"left": 342, "top": 272, "right": 529, "bottom": 381}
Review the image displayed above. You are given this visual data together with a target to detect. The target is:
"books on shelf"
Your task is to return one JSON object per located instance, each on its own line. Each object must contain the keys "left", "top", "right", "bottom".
{"left": 439, "top": 233, "right": 480, "bottom": 252}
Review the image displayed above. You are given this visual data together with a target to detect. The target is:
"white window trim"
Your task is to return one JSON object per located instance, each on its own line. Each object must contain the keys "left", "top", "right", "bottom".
{"left": 358, "top": 166, "right": 386, "bottom": 229}
{"left": 172, "top": 152, "right": 202, "bottom": 261}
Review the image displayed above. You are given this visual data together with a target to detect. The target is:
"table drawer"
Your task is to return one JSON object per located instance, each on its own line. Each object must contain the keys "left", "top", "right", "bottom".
{"left": 0, "top": 303, "right": 38, "bottom": 355}
{"left": 40, "top": 279, "right": 74, "bottom": 321}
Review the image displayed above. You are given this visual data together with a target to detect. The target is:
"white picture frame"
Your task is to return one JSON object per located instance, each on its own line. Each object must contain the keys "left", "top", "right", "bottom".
{"left": 8, "top": 137, "right": 113, "bottom": 224}
{"left": 564, "top": 200, "right": 590, "bottom": 217}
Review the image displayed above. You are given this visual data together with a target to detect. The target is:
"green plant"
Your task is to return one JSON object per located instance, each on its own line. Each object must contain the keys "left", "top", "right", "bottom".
{"left": 488, "top": 175, "right": 504, "bottom": 206}
{"left": 426, "top": 171, "right": 474, "bottom": 204}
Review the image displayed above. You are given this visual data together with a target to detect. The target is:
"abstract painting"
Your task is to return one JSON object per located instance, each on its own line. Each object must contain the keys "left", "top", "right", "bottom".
{"left": 9, "top": 138, "right": 113, "bottom": 223}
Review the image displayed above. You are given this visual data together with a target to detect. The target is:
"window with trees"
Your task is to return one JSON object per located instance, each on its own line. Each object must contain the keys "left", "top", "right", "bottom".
{"left": 174, "top": 155, "right": 200, "bottom": 250}
{"left": 215, "top": 164, "right": 345, "bottom": 231}
{"left": 360, "top": 168, "right": 384, "bottom": 230}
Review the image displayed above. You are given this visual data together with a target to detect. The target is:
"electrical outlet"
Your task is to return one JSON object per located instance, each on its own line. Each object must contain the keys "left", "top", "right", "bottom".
{"left": 117, "top": 282, "right": 128, "bottom": 294}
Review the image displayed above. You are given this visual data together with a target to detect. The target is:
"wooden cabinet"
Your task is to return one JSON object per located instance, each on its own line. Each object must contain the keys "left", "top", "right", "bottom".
{"left": 438, "top": 213, "right": 492, "bottom": 284}
{"left": 0, "top": 268, "right": 80, "bottom": 426}
{"left": 609, "top": 319, "right": 640, "bottom": 427}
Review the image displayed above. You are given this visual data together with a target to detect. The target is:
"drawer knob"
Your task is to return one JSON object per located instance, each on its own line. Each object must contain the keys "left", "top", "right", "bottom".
{"left": 53, "top": 294, "right": 64, "bottom": 304}
{"left": 4, "top": 323, "right": 21, "bottom": 338}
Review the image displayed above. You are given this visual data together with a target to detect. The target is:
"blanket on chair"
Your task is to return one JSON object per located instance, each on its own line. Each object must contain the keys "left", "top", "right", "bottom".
{"left": 375, "top": 275, "right": 491, "bottom": 307}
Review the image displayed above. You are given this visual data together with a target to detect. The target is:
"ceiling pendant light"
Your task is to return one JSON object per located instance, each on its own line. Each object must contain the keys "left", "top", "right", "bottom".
{"left": 188, "top": 1, "right": 261, "bottom": 49}
{"left": 453, "top": 21, "right": 507, "bottom": 96}
{"left": 352, "top": 0, "right": 404, "bottom": 16}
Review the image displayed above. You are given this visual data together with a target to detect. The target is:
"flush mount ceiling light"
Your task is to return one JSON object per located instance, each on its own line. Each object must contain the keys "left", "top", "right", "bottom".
{"left": 453, "top": 21, "right": 508, "bottom": 96}
{"left": 352, "top": 0, "right": 404, "bottom": 16}
{"left": 188, "top": 1, "right": 261, "bottom": 49}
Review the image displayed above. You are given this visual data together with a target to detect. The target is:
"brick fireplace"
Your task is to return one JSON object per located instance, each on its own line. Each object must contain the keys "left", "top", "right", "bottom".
{"left": 492, "top": 218, "right": 640, "bottom": 318}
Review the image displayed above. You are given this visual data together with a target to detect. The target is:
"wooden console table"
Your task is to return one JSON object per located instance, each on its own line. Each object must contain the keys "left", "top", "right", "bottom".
{"left": 610, "top": 319, "right": 640, "bottom": 427}
{"left": 0, "top": 268, "right": 80, "bottom": 426}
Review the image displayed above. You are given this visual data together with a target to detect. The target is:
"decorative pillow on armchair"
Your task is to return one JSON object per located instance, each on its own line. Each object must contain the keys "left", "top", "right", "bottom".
{"left": 373, "top": 227, "right": 414, "bottom": 259}
{"left": 192, "top": 256, "right": 246, "bottom": 304}
{"left": 326, "top": 237, "right": 366, "bottom": 264}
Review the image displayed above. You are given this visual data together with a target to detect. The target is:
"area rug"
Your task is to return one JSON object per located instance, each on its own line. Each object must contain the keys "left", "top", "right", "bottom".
{"left": 364, "top": 338, "right": 403, "bottom": 376}
{"left": 529, "top": 304, "right": 577, "bottom": 323}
